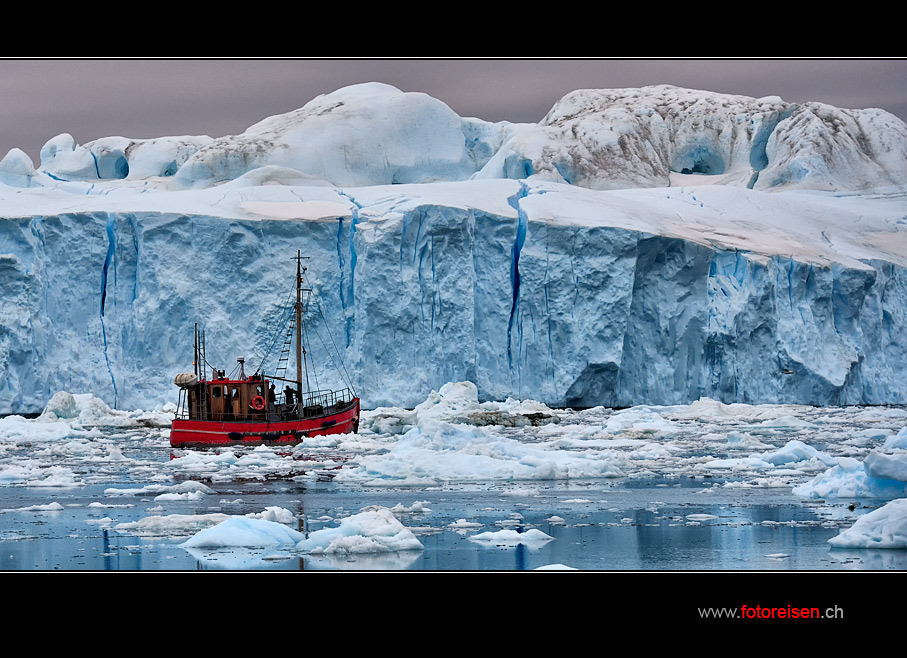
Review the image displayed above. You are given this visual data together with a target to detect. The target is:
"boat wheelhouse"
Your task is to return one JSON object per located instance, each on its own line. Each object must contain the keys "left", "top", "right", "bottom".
{"left": 170, "top": 252, "right": 360, "bottom": 449}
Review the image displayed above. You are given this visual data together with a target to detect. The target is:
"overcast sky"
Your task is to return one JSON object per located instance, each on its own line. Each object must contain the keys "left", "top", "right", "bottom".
{"left": 1, "top": 58, "right": 904, "bottom": 164}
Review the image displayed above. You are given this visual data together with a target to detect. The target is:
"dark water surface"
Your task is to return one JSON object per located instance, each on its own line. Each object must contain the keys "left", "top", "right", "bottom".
{"left": 2, "top": 474, "right": 903, "bottom": 571}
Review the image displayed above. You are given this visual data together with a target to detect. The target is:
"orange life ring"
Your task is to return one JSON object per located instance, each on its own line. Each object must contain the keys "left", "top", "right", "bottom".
{"left": 250, "top": 395, "right": 266, "bottom": 411}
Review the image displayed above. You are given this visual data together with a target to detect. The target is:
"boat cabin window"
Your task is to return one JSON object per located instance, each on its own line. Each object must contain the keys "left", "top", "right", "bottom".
{"left": 231, "top": 387, "right": 240, "bottom": 399}
{"left": 212, "top": 386, "right": 222, "bottom": 398}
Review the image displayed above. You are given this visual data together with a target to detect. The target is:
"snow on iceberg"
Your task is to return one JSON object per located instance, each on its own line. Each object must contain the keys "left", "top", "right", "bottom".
{"left": 0, "top": 148, "right": 45, "bottom": 188}
{"left": 171, "top": 83, "right": 512, "bottom": 189}
{"left": 38, "top": 132, "right": 213, "bottom": 183}
{"left": 474, "top": 85, "right": 907, "bottom": 193}
{"left": 828, "top": 498, "right": 907, "bottom": 549}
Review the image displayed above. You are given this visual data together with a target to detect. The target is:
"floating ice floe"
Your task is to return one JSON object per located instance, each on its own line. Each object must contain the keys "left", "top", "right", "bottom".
{"left": 5, "top": 385, "right": 907, "bottom": 512}
{"left": 534, "top": 563, "right": 577, "bottom": 570}
{"left": 295, "top": 507, "right": 423, "bottom": 554}
{"left": 698, "top": 439, "right": 837, "bottom": 475}
{"left": 884, "top": 427, "right": 907, "bottom": 451}
{"left": 828, "top": 498, "right": 907, "bottom": 549}
{"left": 26, "top": 465, "right": 83, "bottom": 487}
{"left": 182, "top": 517, "right": 305, "bottom": 549}
{"left": 0, "top": 391, "right": 175, "bottom": 448}
{"left": 116, "top": 512, "right": 231, "bottom": 537}
{"left": 599, "top": 407, "right": 678, "bottom": 437}
{"left": 104, "top": 480, "right": 214, "bottom": 498}
{"left": 0, "top": 415, "right": 83, "bottom": 443}
{"left": 449, "top": 519, "right": 484, "bottom": 530}
{"left": 2, "top": 502, "right": 64, "bottom": 512}
{"left": 116, "top": 505, "right": 301, "bottom": 542}
{"left": 38, "top": 391, "right": 175, "bottom": 428}
{"left": 360, "top": 381, "right": 560, "bottom": 435}
{"left": 468, "top": 528, "right": 555, "bottom": 548}
{"left": 758, "top": 440, "right": 837, "bottom": 467}
{"left": 686, "top": 513, "right": 719, "bottom": 521}
{"left": 248, "top": 506, "right": 298, "bottom": 524}
{"left": 793, "top": 449, "right": 907, "bottom": 499}
{"left": 330, "top": 383, "right": 629, "bottom": 485}
{"left": 334, "top": 416, "right": 629, "bottom": 485}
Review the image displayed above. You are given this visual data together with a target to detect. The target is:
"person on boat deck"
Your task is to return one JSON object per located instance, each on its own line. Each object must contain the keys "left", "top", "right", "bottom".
{"left": 285, "top": 386, "right": 296, "bottom": 406}
{"left": 268, "top": 383, "right": 277, "bottom": 417}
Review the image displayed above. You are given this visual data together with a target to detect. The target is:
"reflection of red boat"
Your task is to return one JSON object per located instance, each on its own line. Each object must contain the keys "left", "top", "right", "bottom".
{"left": 170, "top": 252, "right": 360, "bottom": 449}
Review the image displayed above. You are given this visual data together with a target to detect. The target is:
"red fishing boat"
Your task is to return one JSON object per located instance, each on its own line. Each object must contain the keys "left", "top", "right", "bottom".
{"left": 170, "top": 252, "right": 360, "bottom": 449}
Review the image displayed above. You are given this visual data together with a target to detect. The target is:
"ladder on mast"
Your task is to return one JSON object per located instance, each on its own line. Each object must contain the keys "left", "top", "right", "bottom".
{"left": 274, "top": 315, "right": 295, "bottom": 381}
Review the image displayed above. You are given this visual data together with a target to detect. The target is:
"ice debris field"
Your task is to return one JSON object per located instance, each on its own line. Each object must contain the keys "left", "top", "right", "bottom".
{"left": 1, "top": 382, "right": 906, "bottom": 562}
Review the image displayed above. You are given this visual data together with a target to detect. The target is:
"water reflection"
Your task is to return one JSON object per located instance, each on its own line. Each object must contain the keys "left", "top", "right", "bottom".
{"left": 2, "top": 477, "right": 906, "bottom": 571}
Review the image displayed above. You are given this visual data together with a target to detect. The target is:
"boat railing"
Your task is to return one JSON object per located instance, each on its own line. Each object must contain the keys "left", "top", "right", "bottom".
{"left": 175, "top": 410, "right": 262, "bottom": 422}
{"left": 300, "top": 387, "right": 353, "bottom": 411}
{"left": 175, "top": 387, "right": 354, "bottom": 422}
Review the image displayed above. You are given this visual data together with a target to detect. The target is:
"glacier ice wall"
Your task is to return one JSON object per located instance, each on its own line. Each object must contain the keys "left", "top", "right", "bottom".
{"left": 1, "top": 83, "right": 906, "bottom": 414}
{"left": 1, "top": 179, "right": 905, "bottom": 414}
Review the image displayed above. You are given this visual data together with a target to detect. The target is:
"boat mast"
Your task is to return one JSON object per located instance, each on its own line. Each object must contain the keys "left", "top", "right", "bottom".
{"left": 296, "top": 251, "right": 302, "bottom": 398}
{"left": 295, "top": 250, "right": 312, "bottom": 402}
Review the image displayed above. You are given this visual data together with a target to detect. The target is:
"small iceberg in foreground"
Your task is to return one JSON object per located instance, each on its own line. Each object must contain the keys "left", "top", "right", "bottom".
{"left": 177, "top": 506, "right": 423, "bottom": 554}
{"left": 296, "top": 507, "right": 424, "bottom": 554}
{"left": 829, "top": 498, "right": 907, "bottom": 549}
{"left": 182, "top": 517, "right": 305, "bottom": 548}
{"left": 468, "top": 528, "right": 555, "bottom": 548}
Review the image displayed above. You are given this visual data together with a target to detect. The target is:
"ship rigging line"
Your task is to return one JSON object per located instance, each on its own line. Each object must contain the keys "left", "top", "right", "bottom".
{"left": 253, "top": 287, "right": 296, "bottom": 377}
{"left": 301, "top": 312, "right": 318, "bottom": 393}
{"left": 311, "top": 295, "right": 356, "bottom": 396}
{"left": 250, "top": 268, "right": 355, "bottom": 398}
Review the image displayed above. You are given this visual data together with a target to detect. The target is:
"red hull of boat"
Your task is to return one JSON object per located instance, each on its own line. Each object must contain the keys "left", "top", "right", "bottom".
{"left": 170, "top": 399, "right": 360, "bottom": 449}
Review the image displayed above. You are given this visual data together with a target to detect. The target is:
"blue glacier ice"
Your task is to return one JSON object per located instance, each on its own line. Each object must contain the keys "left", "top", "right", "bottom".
{"left": 1, "top": 82, "right": 906, "bottom": 414}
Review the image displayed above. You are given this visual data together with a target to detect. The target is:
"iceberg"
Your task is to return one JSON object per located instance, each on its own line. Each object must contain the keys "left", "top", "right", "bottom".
{"left": 181, "top": 517, "right": 306, "bottom": 549}
{"left": 792, "top": 449, "right": 907, "bottom": 500}
{"left": 828, "top": 498, "right": 907, "bottom": 549}
{"left": 294, "top": 506, "right": 424, "bottom": 554}
{"left": 1, "top": 82, "right": 906, "bottom": 414}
